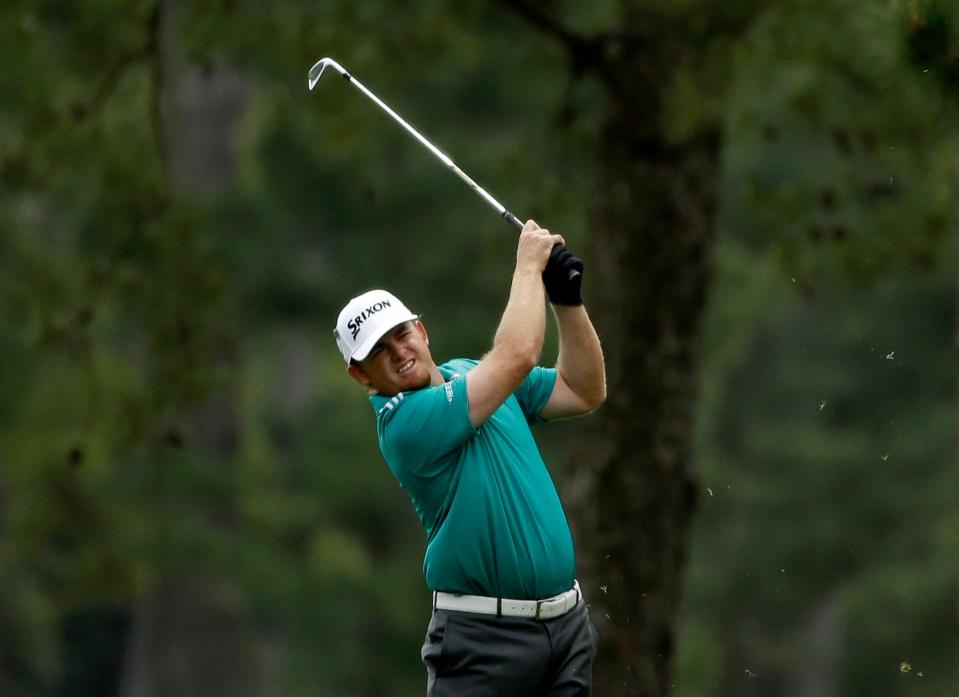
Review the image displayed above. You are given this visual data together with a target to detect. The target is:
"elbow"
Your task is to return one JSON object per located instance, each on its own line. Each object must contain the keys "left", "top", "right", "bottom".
{"left": 514, "top": 346, "right": 539, "bottom": 377}
{"left": 596, "top": 381, "right": 608, "bottom": 408}
{"left": 581, "top": 372, "right": 606, "bottom": 412}
{"left": 586, "top": 382, "right": 607, "bottom": 412}
{"left": 492, "top": 342, "right": 538, "bottom": 381}
{"left": 506, "top": 337, "right": 540, "bottom": 375}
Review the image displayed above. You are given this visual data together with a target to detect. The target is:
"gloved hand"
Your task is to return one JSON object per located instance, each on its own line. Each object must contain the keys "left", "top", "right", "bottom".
{"left": 542, "top": 244, "right": 584, "bottom": 306}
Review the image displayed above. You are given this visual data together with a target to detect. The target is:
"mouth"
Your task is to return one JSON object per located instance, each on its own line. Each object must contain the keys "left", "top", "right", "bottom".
{"left": 397, "top": 359, "right": 415, "bottom": 375}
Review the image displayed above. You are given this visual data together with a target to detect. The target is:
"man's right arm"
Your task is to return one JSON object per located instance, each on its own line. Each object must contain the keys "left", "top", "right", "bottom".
{"left": 465, "top": 221, "right": 564, "bottom": 428}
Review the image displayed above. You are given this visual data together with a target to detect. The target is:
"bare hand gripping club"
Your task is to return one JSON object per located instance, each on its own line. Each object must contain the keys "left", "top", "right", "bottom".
{"left": 307, "top": 57, "right": 579, "bottom": 280}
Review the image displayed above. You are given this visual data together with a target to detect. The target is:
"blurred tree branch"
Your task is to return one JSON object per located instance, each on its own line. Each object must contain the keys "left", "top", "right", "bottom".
{"left": 493, "top": 0, "right": 609, "bottom": 76}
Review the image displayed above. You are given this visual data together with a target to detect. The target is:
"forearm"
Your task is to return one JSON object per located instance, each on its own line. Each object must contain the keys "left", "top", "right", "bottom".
{"left": 553, "top": 305, "right": 606, "bottom": 406}
{"left": 466, "top": 219, "right": 560, "bottom": 427}
{"left": 466, "top": 262, "right": 548, "bottom": 427}
{"left": 492, "top": 264, "right": 547, "bottom": 365}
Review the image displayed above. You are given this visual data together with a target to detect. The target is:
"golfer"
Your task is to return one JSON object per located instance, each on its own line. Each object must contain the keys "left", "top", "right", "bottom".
{"left": 335, "top": 220, "right": 606, "bottom": 696}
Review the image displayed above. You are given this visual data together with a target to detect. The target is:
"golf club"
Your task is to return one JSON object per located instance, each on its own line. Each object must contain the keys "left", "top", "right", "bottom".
{"left": 307, "top": 57, "right": 579, "bottom": 280}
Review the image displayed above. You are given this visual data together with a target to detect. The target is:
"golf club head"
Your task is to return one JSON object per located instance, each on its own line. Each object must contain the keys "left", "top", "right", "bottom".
{"left": 308, "top": 57, "right": 349, "bottom": 90}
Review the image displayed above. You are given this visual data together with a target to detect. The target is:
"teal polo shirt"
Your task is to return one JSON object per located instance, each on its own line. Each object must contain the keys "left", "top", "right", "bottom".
{"left": 370, "top": 358, "right": 575, "bottom": 600}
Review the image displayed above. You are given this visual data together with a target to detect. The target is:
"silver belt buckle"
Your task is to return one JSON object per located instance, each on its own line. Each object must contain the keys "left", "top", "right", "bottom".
{"left": 536, "top": 592, "right": 563, "bottom": 619}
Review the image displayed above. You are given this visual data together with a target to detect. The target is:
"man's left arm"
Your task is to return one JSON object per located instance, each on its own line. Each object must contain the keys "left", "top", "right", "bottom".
{"left": 539, "top": 304, "right": 606, "bottom": 421}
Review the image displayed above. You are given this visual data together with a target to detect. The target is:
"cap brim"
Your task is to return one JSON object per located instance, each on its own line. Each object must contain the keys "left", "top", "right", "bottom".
{"left": 349, "top": 313, "right": 419, "bottom": 362}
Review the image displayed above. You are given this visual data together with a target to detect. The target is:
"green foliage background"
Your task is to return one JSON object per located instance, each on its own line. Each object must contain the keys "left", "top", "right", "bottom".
{"left": 0, "top": 1, "right": 956, "bottom": 696}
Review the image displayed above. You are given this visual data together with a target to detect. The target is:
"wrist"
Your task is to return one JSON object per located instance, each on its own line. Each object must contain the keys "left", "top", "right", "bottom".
{"left": 551, "top": 303, "right": 586, "bottom": 317}
{"left": 515, "top": 260, "right": 545, "bottom": 277}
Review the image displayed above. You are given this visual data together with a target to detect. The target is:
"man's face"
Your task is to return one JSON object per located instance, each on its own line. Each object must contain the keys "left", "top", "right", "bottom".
{"left": 347, "top": 320, "right": 435, "bottom": 396}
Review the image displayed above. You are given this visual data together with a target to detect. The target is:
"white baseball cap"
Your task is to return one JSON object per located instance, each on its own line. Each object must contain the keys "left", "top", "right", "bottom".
{"left": 334, "top": 289, "right": 419, "bottom": 364}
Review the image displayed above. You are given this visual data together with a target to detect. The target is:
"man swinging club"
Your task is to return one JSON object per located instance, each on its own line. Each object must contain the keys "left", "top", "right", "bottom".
{"left": 335, "top": 220, "right": 606, "bottom": 696}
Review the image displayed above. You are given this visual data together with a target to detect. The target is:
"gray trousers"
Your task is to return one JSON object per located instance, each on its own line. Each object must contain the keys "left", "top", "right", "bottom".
{"left": 420, "top": 600, "right": 598, "bottom": 697}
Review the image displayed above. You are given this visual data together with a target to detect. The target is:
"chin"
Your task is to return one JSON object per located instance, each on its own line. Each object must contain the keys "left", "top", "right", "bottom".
{"left": 409, "top": 372, "right": 431, "bottom": 390}
{"left": 398, "top": 367, "right": 430, "bottom": 390}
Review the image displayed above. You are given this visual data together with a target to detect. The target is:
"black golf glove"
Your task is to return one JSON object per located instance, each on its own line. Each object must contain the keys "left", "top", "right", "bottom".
{"left": 542, "top": 244, "right": 584, "bottom": 306}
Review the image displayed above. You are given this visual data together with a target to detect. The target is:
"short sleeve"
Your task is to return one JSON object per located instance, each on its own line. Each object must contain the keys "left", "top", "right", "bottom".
{"left": 513, "top": 366, "right": 558, "bottom": 423}
{"left": 378, "top": 375, "right": 475, "bottom": 476}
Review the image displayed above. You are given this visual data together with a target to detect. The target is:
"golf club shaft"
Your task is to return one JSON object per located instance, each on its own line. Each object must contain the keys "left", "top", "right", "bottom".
{"left": 309, "top": 58, "right": 578, "bottom": 282}
{"left": 326, "top": 65, "right": 523, "bottom": 231}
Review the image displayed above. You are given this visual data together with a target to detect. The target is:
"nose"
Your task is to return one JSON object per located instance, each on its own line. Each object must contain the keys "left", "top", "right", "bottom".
{"left": 384, "top": 338, "right": 407, "bottom": 362}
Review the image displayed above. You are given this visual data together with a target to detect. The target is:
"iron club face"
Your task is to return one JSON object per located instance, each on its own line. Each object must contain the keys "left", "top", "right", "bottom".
{"left": 307, "top": 57, "right": 349, "bottom": 91}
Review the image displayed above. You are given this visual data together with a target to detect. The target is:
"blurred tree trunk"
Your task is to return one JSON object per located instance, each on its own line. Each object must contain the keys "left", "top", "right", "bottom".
{"left": 119, "top": 576, "right": 260, "bottom": 697}
{"left": 899, "top": 0, "right": 959, "bottom": 650}
{"left": 568, "top": 86, "right": 718, "bottom": 697}
{"left": 793, "top": 596, "right": 843, "bottom": 697}
{"left": 0, "top": 604, "right": 13, "bottom": 697}
{"left": 953, "top": 143, "right": 958, "bottom": 651}
{"left": 117, "top": 2, "right": 267, "bottom": 696}
{"left": 500, "top": 4, "right": 753, "bottom": 695}
{"left": 0, "top": 482, "right": 9, "bottom": 695}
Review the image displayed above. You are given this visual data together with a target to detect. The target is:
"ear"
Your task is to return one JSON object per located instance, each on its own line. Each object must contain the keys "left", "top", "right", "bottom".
{"left": 347, "top": 363, "right": 372, "bottom": 386}
{"left": 415, "top": 319, "right": 429, "bottom": 345}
